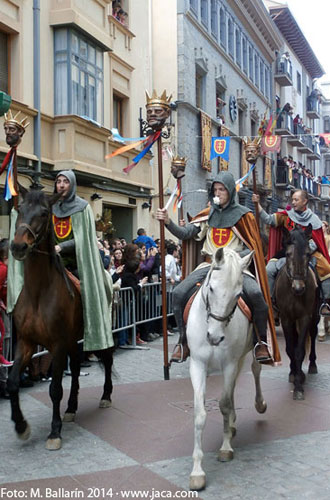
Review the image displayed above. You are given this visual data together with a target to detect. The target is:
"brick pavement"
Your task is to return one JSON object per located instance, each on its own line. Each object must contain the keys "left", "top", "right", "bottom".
{"left": 2, "top": 331, "right": 330, "bottom": 499}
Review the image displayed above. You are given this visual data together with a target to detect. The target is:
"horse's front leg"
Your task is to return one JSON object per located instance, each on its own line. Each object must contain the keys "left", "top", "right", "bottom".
{"left": 97, "top": 347, "right": 114, "bottom": 408}
{"left": 281, "top": 318, "right": 297, "bottom": 384}
{"left": 189, "top": 358, "right": 207, "bottom": 491}
{"left": 308, "top": 308, "right": 319, "bottom": 375}
{"left": 46, "top": 348, "right": 67, "bottom": 450}
{"left": 293, "top": 318, "right": 310, "bottom": 400}
{"left": 62, "top": 347, "right": 80, "bottom": 423}
{"left": 251, "top": 358, "right": 267, "bottom": 414}
{"left": 218, "top": 360, "right": 240, "bottom": 462}
{"left": 7, "top": 342, "right": 33, "bottom": 440}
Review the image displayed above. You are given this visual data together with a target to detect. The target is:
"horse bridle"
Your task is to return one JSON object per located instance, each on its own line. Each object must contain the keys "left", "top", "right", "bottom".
{"left": 16, "top": 215, "right": 51, "bottom": 255}
{"left": 202, "top": 266, "right": 238, "bottom": 326}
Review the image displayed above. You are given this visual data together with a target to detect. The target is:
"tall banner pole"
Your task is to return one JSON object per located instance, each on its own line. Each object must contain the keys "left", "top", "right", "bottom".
{"left": 244, "top": 138, "right": 261, "bottom": 230}
{"left": 178, "top": 177, "right": 186, "bottom": 279}
{"left": 252, "top": 167, "right": 259, "bottom": 229}
{"left": 157, "top": 136, "right": 170, "bottom": 380}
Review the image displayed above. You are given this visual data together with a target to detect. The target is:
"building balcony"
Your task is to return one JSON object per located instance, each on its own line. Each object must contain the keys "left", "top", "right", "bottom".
{"left": 274, "top": 58, "right": 293, "bottom": 87}
{"left": 297, "top": 133, "right": 313, "bottom": 154}
{"left": 321, "top": 184, "right": 330, "bottom": 200}
{"left": 307, "top": 143, "right": 321, "bottom": 160}
{"left": 275, "top": 112, "right": 294, "bottom": 136}
{"left": 306, "top": 95, "right": 321, "bottom": 119}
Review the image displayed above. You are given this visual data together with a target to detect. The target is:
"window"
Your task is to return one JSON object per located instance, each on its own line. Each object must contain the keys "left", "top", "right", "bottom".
{"left": 242, "top": 37, "right": 247, "bottom": 74}
{"left": 211, "top": 0, "right": 218, "bottom": 37}
{"left": 0, "top": 31, "right": 8, "bottom": 93}
{"left": 54, "top": 28, "right": 104, "bottom": 124}
{"left": 201, "top": 0, "right": 208, "bottom": 27}
{"left": 324, "top": 116, "right": 330, "bottom": 133}
{"left": 265, "top": 67, "right": 270, "bottom": 99}
{"left": 196, "top": 69, "right": 205, "bottom": 109}
{"left": 228, "top": 18, "right": 234, "bottom": 58}
{"left": 297, "top": 71, "right": 302, "bottom": 94}
{"left": 260, "top": 60, "right": 264, "bottom": 94}
{"left": 235, "top": 29, "right": 241, "bottom": 67}
{"left": 251, "top": 119, "right": 256, "bottom": 138}
{"left": 326, "top": 159, "right": 330, "bottom": 175}
{"left": 248, "top": 45, "right": 253, "bottom": 81}
{"left": 189, "top": 0, "right": 198, "bottom": 15}
{"left": 216, "top": 86, "right": 225, "bottom": 119}
{"left": 220, "top": 8, "right": 226, "bottom": 47}
{"left": 113, "top": 94, "right": 124, "bottom": 135}
{"left": 254, "top": 54, "right": 259, "bottom": 87}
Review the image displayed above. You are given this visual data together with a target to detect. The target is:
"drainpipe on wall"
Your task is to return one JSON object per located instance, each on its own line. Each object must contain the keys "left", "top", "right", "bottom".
{"left": 33, "top": 0, "right": 42, "bottom": 186}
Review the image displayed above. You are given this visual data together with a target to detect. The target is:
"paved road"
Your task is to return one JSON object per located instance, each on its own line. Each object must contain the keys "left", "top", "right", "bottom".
{"left": 2, "top": 330, "right": 330, "bottom": 499}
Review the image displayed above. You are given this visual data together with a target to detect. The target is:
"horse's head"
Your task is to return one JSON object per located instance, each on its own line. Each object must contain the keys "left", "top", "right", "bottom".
{"left": 283, "top": 224, "right": 312, "bottom": 295}
{"left": 10, "top": 184, "right": 61, "bottom": 261}
{"left": 204, "top": 247, "right": 254, "bottom": 346}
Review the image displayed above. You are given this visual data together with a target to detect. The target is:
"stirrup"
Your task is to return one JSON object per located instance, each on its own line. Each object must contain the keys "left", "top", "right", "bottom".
{"left": 320, "top": 303, "right": 330, "bottom": 317}
{"left": 170, "top": 343, "right": 187, "bottom": 363}
{"left": 253, "top": 341, "right": 272, "bottom": 362}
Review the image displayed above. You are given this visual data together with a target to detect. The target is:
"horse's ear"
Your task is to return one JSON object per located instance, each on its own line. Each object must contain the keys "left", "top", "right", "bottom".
{"left": 240, "top": 250, "right": 254, "bottom": 271}
{"left": 214, "top": 247, "right": 224, "bottom": 264}
{"left": 305, "top": 223, "right": 313, "bottom": 239}
{"left": 17, "top": 182, "right": 28, "bottom": 199}
{"left": 47, "top": 192, "right": 62, "bottom": 206}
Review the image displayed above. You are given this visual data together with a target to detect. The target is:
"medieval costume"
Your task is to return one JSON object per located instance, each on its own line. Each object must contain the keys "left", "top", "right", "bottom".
{"left": 262, "top": 207, "right": 330, "bottom": 306}
{"left": 7, "top": 170, "right": 113, "bottom": 352}
{"left": 165, "top": 171, "right": 280, "bottom": 364}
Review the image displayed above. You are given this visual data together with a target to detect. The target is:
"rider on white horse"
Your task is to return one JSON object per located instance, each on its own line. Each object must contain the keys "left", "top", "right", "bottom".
{"left": 156, "top": 171, "right": 280, "bottom": 365}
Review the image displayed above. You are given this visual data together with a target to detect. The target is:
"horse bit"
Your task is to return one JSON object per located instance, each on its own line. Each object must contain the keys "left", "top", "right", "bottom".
{"left": 16, "top": 217, "right": 51, "bottom": 255}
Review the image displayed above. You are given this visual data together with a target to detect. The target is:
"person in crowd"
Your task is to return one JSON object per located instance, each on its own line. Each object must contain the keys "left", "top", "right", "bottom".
{"left": 119, "top": 237, "right": 127, "bottom": 249}
{"left": 110, "top": 237, "right": 122, "bottom": 252}
{"left": 113, "top": 248, "right": 123, "bottom": 269}
{"left": 134, "top": 228, "right": 157, "bottom": 252}
{"left": 252, "top": 190, "right": 330, "bottom": 316}
{"left": 136, "top": 243, "right": 157, "bottom": 282}
{"left": 121, "top": 259, "right": 149, "bottom": 345}
{"left": 322, "top": 221, "right": 330, "bottom": 256}
{"left": 98, "top": 239, "right": 111, "bottom": 270}
{"left": 165, "top": 243, "right": 181, "bottom": 286}
{"left": 156, "top": 171, "right": 277, "bottom": 364}
{"left": 0, "top": 239, "right": 11, "bottom": 367}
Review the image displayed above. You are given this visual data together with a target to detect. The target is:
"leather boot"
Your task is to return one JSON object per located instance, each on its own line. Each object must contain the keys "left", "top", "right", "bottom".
{"left": 171, "top": 326, "right": 190, "bottom": 363}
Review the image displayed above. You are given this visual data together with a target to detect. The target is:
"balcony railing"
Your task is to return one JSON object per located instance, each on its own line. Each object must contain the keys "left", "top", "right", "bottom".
{"left": 275, "top": 57, "right": 293, "bottom": 87}
{"left": 307, "top": 95, "right": 321, "bottom": 119}
{"left": 321, "top": 184, "right": 330, "bottom": 200}
{"left": 297, "top": 132, "right": 313, "bottom": 154}
{"left": 275, "top": 112, "right": 294, "bottom": 135}
{"left": 275, "top": 164, "right": 321, "bottom": 197}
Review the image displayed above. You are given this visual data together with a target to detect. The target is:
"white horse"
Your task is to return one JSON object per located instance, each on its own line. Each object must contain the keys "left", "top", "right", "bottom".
{"left": 187, "top": 247, "right": 267, "bottom": 491}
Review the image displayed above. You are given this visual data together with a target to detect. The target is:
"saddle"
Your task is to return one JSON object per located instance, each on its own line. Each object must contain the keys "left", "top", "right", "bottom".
{"left": 65, "top": 269, "right": 81, "bottom": 294}
{"left": 183, "top": 287, "right": 252, "bottom": 325}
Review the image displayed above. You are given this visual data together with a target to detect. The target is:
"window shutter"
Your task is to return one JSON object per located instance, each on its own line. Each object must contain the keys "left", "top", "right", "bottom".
{"left": 0, "top": 32, "right": 8, "bottom": 93}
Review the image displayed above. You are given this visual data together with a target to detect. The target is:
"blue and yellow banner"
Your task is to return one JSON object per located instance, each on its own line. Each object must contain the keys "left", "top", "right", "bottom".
{"left": 210, "top": 137, "right": 231, "bottom": 161}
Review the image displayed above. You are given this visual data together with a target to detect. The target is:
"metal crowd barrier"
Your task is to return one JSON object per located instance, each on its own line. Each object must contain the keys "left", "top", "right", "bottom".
{"left": 5, "top": 282, "right": 175, "bottom": 362}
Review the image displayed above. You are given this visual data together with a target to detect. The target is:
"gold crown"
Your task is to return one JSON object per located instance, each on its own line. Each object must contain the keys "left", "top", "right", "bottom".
{"left": 145, "top": 89, "right": 172, "bottom": 108}
{"left": 243, "top": 136, "right": 261, "bottom": 146}
{"left": 171, "top": 156, "right": 187, "bottom": 167}
{"left": 4, "top": 110, "right": 30, "bottom": 132}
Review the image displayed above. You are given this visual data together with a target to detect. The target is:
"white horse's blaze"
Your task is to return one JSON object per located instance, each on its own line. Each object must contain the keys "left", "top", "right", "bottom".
{"left": 187, "top": 248, "right": 266, "bottom": 492}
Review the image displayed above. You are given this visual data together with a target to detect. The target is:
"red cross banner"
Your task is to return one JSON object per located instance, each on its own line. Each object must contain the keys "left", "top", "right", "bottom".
{"left": 211, "top": 227, "right": 233, "bottom": 247}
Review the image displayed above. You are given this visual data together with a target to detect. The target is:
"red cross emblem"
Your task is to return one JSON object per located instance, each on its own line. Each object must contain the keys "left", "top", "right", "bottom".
{"left": 214, "top": 139, "right": 226, "bottom": 155}
{"left": 211, "top": 227, "right": 233, "bottom": 247}
{"left": 53, "top": 215, "right": 72, "bottom": 239}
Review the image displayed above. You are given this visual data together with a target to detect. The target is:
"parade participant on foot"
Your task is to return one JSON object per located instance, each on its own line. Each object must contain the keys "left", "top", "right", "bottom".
{"left": 252, "top": 189, "right": 330, "bottom": 316}
{"left": 156, "top": 171, "right": 279, "bottom": 364}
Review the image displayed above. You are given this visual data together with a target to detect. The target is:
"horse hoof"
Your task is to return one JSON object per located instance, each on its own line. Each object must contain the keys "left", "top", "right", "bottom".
{"left": 218, "top": 450, "right": 234, "bottom": 462}
{"left": 308, "top": 365, "right": 318, "bottom": 375}
{"left": 318, "top": 335, "right": 326, "bottom": 342}
{"left": 255, "top": 400, "right": 267, "bottom": 414}
{"left": 62, "top": 412, "right": 75, "bottom": 422}
{"left": 230, "top": 426, "right": 236, "bottom": 438}
{"left": 189, "top": 475, "right": 206, "bottom": 491}
{"left": 17, "top": 423, "right": 31, "bottom": 441}
{"left": 293, "top": 391, "right": 304, "bottom": 401}
{"left": 46, "top": 438, "right": 62, "bottom": 450}
{"left": 288, "top": 373, "right": 295, "bottom": 383}
{"left": 99, "top": 399, "right": 112, "bottom": 409}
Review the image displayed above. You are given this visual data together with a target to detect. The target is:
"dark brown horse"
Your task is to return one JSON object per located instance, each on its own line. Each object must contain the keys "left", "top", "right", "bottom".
{"left": 7, "top": 186, "right": 114, "bottom": 450}
{"left": 275, "top": 224, "right": 319, "bottom": 400}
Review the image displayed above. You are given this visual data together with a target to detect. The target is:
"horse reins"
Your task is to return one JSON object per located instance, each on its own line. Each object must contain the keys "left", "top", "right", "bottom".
{"left": 202, "top": 266, "right": 238, "bottom": 326}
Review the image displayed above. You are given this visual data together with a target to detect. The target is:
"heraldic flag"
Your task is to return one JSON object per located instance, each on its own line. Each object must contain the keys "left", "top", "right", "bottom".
{"left": 210, "top": 136, "right": 231, "bottom": 161}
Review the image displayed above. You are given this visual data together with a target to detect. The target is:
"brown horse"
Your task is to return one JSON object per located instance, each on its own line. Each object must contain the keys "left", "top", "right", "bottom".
{"left": 275, "top": 224, "right": 319, "bottom": 400}
{"left": 7, "top": 186, "right": 114, "bottom": 450}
